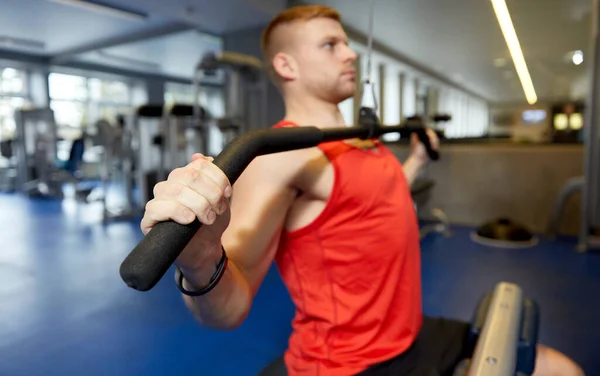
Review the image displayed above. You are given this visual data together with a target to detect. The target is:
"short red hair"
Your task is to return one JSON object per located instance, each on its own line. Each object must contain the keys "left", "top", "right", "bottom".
{"left": 261, "top": 5, "right": 341, "bottom": 81}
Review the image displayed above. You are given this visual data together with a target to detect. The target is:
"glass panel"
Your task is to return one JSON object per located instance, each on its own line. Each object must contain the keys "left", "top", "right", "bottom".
{"left": 49, "top": 73, "right": 88, "bottom": 101}
{"left": 88, "top": 103, "right": 131, "bottom": 124}
{"left": 51, "top": 100, "right": 86, "bottom": 128}
{"left": 165, "top": 82, "right": 195, "bottom": 105}
{"left": 0, "top": 68, "right": 27, "bottom": 95}
{"left": 199, "top": 87, "right": 225, "bottom": 118}
{"left": 89, "top": 78, "right": 130, "bottom": 103}
{"left": 0, "top": 97, "right": 27, "bottom": 140}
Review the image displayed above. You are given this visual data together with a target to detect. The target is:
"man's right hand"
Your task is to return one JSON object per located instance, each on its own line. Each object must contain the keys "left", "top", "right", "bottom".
{"left": 140, "top": 153, "right": 233, "bottom": 271}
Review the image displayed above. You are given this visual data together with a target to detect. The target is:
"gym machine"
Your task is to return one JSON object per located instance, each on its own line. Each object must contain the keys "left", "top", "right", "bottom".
{"left": 577, "top": 0, "right": 600, "bottom": 251}
{"left": 13, "top": 107, "right": 67, "bottom": 198}
{"left": 93, "top": 117, "right": 137, "bottom": 222}
{"left": 100, "top": 103, "right": 208, "bottom": 222}
{"left": 453, "top": 282, "right": 539, "bottom": 376}
{"left": 548, "top": 0, "right": 600, "bottom": 251}
{"left": 192, "top": 51, "right": 267, "bottom": 157}
{"left": 0, "top": 138, "right": 16, "bottom": 192}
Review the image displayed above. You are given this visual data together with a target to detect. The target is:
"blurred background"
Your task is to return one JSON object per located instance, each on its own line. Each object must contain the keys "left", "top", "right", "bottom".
{"left": 0, "top": 0, "right": 598, "bottom": 375}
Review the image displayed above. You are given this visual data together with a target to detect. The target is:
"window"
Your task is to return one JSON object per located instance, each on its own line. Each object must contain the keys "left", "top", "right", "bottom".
{"left": 164, "top": 82, "right": 225, "bottom": 118}
{"left": 164, "top": 82, "right": 195, "bottom": 106}
{"left": 49, "top": 72, "right": 132, "bottom": 130}
{"left": 0, "top": 67, "right": 30, "bottom": 140}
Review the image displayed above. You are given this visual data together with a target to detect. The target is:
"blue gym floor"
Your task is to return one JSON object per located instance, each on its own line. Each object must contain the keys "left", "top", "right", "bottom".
{"left": 0, "top": 192, "right": 598, "bottom": 376}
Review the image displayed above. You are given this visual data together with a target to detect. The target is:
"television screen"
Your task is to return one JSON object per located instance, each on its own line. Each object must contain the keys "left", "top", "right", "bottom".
{"left": 522, "top": 109, "right": 547, "bottom": 124}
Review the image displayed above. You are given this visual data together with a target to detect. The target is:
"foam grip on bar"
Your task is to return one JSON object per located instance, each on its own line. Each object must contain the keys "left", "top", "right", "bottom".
{"left": 517, "top": 298, "right": 540, "bottom": 375}
{"left": 119, "top": 127, "right": 327, "bottom": 292}
{"left": 119, "top": 220, "right": 201, "bottom": 291}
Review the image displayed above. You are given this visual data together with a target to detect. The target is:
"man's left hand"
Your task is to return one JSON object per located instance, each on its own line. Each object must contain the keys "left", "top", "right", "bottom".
{"left": 409, "top": 129, "right": 440, "bottom": 165}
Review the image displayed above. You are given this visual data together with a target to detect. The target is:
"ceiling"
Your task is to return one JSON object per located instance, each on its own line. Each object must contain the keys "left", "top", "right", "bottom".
{"left": 0, "top": 0, "right": 287, "bottom": 79}
{"left": 304, "top": 0, "right": 593, "bottom": 104}
{"left": 0, "top": 0, "right": 594, "bottom": 103}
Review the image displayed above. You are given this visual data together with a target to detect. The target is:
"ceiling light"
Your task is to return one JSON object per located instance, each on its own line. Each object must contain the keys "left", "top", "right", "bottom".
{"left": 46, "top": 0, "right": 147, "bottom": 21}
{"left": 554, "top": 114, "right": 568, "bottom": 130}
{"left": 491, "top": 0, "right": 537, "bottom": 105}
{"left": 572, "top": 50, "right": 584, "bottom": 65}
{"left": 570, "top": 113, "right": 583, "bottom": 130}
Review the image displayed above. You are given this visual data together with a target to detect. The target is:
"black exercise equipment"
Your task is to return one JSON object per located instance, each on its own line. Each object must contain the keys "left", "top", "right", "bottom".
{"left": 471, "top": 218, "right": 538, "bottom": 249}
{"left": 119, "top": 109, "right": 439, "bottom": 293}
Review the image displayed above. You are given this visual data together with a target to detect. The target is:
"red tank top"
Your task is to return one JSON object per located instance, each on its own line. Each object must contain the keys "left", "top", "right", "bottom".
{"left": 273, "top": 121, "right": 423, "bottom": 375}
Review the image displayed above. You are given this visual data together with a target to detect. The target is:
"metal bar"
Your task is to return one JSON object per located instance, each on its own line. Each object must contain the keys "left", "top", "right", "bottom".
{"left": 579, "top": 0, "right": 600, "bottom": 251}
{"left": 467, "top": 282, "right": 523, "bottom": 376}
{"left": 590, "top": 1, "right": 600, "bottom": 231}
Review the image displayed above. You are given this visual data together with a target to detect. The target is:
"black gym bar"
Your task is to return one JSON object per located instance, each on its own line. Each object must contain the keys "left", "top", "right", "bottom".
{"left": 119, "top": 118, "right": 438, "bottom": 292}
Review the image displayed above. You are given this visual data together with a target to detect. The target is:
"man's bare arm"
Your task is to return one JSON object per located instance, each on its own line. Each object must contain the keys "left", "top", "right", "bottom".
{"left": 168, "top": 152, "right": 301, "bottom": 330}
{"left": 401, "top": 155, "right": 426, "bottom": 187}
{"left": 401, "top": 129, "right": 439, "bottom": 186}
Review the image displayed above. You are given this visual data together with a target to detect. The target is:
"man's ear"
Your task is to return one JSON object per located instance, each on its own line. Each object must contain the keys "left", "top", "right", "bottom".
{"left": 272, "top": 52, "right": 298, "bottom": 81}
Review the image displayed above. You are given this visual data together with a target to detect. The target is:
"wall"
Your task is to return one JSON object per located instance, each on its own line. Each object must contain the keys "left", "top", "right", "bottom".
{"left": 390, "top": 143, "right": 584, "bottom": 235}
{"left": 489, "top": 101, "right": 553, "bottom": 142}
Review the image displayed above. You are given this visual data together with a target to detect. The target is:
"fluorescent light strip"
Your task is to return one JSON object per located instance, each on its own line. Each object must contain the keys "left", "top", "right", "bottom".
{"left": 491, "top": 0, "right": 537, "bottom": 105}
{"left": 46, "top": 0, "right": 147, "bottom": 22}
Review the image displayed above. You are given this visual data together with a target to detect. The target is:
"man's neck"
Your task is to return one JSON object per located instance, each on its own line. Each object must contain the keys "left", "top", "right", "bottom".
{"left": 282, "top": 94, "right": 378, "bottom": 150}
{"left": 283, "top": 95, "right": 347, "bottom": 129}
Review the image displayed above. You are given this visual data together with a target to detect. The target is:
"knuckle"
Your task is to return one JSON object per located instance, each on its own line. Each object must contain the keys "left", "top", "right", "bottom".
{"left": 153, "top": 181, "right": 166, "bottom": 197}
{"left": 191, "top": 158, "right": 208, "bottom": 172}
{"left": 144, "top": 199, "right": 154, "bottom": 211}
{"left": 168, "top": 167, "right": 183, "bottom": 180}
{"left": 168, "top": 184, "right": 184, "bottom": 199}
{"left": 184, "top": 167, "right": 202, "bottom": 183}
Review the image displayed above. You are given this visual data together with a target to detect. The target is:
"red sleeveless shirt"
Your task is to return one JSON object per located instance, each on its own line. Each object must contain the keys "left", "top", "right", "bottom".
{"left": 273, "top": 121, "right": 423, "bottom": 375}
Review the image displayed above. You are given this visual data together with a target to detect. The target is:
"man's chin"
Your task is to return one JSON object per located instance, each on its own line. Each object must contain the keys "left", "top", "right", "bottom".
{"left": 334, "top": 89, "right": 356, "bottom": 103}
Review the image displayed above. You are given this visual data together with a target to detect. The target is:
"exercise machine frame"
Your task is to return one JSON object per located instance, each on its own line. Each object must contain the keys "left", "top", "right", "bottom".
{"left": 578, "top": 0, "right": 600, "bottom": 251}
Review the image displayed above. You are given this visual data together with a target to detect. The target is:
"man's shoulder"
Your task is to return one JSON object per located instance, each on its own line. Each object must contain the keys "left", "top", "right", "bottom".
{"left": 243, "top": 132, "right": 321, "bottom": 186}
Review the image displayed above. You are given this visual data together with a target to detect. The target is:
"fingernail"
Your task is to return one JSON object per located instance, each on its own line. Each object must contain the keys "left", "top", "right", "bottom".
{"left": 183, "top": 209, "right": 195, "bottom": 221}
{"left": 224, "top": 186, "right": 232, "bottom": 198}
{"left": 208, "top": 211, "right": 216, "bottom": 223}
{"left": 207, "top": 156, "right": 214, "bottom": 162}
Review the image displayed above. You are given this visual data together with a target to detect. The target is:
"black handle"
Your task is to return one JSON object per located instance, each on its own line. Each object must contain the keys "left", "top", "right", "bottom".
{"left": 415, "top": 128, "right": 440, "bottom": 161}
{"left": 360, "top": 107, "right": 439, "bottom": 161}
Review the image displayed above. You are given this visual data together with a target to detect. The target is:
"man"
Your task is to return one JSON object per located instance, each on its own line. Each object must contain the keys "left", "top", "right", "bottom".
{"left": 141, "top": 5, "right": 584, "bottom": 376}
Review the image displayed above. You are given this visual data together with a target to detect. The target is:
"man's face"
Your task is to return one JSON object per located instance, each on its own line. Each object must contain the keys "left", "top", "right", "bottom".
{"left": 287, "top": 18, "right": 358, "bottom": 103}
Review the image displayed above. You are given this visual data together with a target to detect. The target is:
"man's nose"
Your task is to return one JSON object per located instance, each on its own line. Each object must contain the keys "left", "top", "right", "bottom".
{"left": 342, "top": 45, "right": 358, "bottom": 62}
